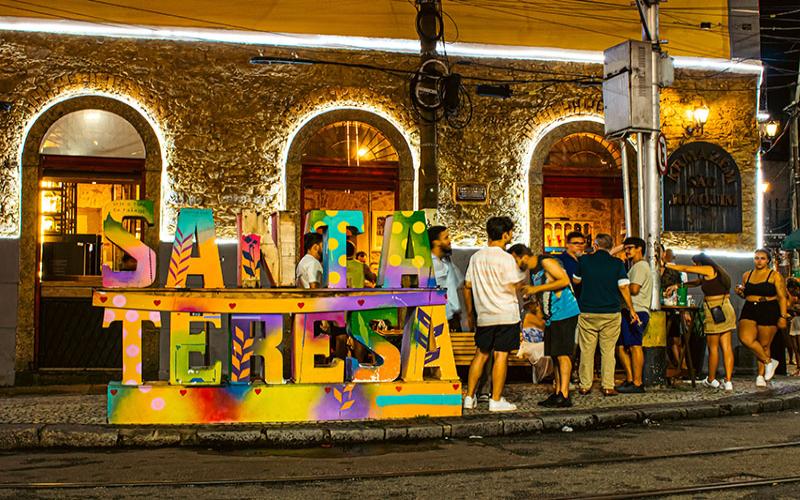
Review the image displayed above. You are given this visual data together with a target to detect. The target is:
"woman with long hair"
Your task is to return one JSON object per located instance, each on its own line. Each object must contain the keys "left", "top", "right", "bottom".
{"left": 787, "top": 278, "right": 800, "bottom": 376}
{"left": 734, "top": 249, "right": 786, "bottom": 386}
{"left": 665, "top": 253, "right": 735, "bottom": 390}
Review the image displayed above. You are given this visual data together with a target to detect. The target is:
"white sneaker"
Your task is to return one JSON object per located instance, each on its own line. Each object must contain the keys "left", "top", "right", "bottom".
{"left": 463, "top": 395, "right": 476, "bottom": 409}
{"left": 723, "top": 380, "right": 733, "bottom": 391}
{"left": 489, "top": 397, "right": 517, "bottom": 412}
{"left": 756, "top": 375, "right": 767, "bottom": 388}
{"left": 765, "top": 359, "right": 779, "bottom": 381}
{"left": 702, "top": 377, "right": 720, "bottom": 389}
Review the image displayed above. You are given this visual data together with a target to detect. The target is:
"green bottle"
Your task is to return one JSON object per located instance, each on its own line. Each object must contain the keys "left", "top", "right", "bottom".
{"left": 677, "top": 285, "right": 688, "bottom": 307}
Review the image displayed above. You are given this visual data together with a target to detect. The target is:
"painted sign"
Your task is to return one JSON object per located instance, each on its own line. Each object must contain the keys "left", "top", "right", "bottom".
{"left": 95, "top": 204, "right": 460, "bottom": 425}
{"left": 663, "top": 141, "right": 742, "bottom": 233}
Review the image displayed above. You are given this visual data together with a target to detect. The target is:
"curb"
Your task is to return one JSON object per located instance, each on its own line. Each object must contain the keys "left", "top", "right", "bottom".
{"left": 2, "top": 390, "right": 799, "bottom": 450}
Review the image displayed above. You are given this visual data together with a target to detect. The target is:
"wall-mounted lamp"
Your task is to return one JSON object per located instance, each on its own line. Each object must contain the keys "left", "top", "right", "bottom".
{"left": 764, "top": 120, "right": 780, "bottom": 139}
{"left": 685, "top": 105, "right": 709, "bottom": 136}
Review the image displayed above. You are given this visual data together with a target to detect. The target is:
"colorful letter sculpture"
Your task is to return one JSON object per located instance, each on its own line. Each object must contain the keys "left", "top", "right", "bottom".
{"left": 236, "top": 210, "right": 279, "bottom": 288}
{"left": 230, "top": 314, "right": 284, "bottom": 384}
{"left": 169, "top": 312, "right": 222, "bottom": 385}
{"left": 293, "top": 312, "right": 346, "bottom": 384}
{"left": 101, "top": 200, "right": 157, "bottom": 288}
{"left": 378, "top": 211, "right": 436, "bottom": 288}
{"left": 96, "top": 205, "right": 461, "bottom": 425}
{"left": 304, "top": 210, "right": 364, "bottom": 288}
{"left": 347, "top": 308, "right": 401, "bottom": 383}
{"left": 166, "top": 208, "right": 224, "bottom": 288}
{"left": 102, "top": 307, "right": 161, "bottom": 385}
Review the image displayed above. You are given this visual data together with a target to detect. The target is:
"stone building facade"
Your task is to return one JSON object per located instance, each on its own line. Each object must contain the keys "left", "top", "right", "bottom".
{"left": 0, "top": 31, "right": 760, "bottom": 384}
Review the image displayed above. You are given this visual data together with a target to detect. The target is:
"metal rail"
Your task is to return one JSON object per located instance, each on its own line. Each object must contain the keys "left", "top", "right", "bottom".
{"left": 2, "top": 439, "right": 800, "bottom": 491}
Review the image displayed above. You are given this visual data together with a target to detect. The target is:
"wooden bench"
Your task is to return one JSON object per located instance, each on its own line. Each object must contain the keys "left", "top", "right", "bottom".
{"left": 450, "top": 332, "right": 529, "bottom": 367}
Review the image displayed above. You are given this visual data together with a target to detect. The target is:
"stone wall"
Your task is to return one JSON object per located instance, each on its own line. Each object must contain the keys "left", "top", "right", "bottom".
{"left": 0, "top": 32, "right": 758, "bottom": 248}
{"left": 660, "top": 70, "right": 759, "bottom": 250}
{"left": 0, "top": 31, "right": 760, "bottom": 379}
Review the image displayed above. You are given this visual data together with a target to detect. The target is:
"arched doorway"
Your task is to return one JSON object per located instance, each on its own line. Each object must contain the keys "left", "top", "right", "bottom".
{"left": 285, "top": 109, "right": 415, "bottom": 269}
{"left": 544, "top": 132, "right": 625, "bottom": 249}
{"left": 530, "top": 120, "right": 637, "bottom": 251}
{"left": 18, "top": 96, "right": 163, "bottom": 378}
{"left": 302, "top": 121, "right": 399, "bottom": 264}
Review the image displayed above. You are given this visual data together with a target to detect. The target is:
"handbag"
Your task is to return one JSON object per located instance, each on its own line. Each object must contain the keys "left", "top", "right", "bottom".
{"left": 704, "top": 298, "right": 727, "bottom": 324}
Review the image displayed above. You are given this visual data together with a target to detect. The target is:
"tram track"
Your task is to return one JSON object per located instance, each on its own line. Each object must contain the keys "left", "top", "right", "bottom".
{"left": 2, "top": 439, "right": 800, "bottom": 492}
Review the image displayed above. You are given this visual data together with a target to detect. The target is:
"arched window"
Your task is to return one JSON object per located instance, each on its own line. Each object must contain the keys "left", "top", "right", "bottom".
{"left": 302, "top": 121, "right": 399, "bottom": 166}
{"left": 545, "top": 132, "right": 621, "bottom": 171}
{"left": 40, "top": 109, "right": 145, "bottom": 158}
{"left": 37, "top": 109, "right": 146, "bottom": 280}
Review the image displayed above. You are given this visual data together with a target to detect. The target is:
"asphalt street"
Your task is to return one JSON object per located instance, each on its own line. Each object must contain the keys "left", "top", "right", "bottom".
{"left": 2, "top": 410, "right": 800, "bottom": 498}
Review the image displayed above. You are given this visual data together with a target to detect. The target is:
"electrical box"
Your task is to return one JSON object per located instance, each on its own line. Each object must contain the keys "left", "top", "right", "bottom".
{"left": 603, "top": 40, "right": 655, "bottom": 138}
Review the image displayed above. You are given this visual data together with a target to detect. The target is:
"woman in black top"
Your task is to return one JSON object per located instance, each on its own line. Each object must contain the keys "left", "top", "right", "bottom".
{"left": 665, "top": 253, "right": 735, "bottom": 390}
{"left": 735, "top": 249, "right": 788, "bottom": 387}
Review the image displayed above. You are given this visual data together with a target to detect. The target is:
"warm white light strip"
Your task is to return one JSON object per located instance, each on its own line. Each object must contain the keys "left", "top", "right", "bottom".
{"left": 0, "top": 16, "right": 762, "bottom": 73}
{"left": 670, "top": 56, "right": 762, "bottom": 74}
{"left": 672, "top": 249, "right": 755, "bottom": 258}
{"left": 16, "top": 89, "right": 171, "bottom": 240}
{"left": 279, "top": 103, "right": 419, "bottom": 211}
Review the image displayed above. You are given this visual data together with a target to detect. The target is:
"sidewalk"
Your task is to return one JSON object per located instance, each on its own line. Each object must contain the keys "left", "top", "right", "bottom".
{"left": 1, "top": 377, "right": 799, "bottom": 450}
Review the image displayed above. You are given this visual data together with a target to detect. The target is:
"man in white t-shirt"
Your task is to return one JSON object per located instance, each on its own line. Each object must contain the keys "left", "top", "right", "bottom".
{"left": 296, "top": 232, "right": 323, "bottom": 289}
{"left": 463, "top": 216, "right": 526, "bottom": 412}
{"left": 616, "top": 237, "right": 652, "bottom": 394}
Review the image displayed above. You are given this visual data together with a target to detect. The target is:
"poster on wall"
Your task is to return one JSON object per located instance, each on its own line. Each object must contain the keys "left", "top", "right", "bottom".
{"left": 663, "top": 141, "right": 742, "bottom": 233}
{"left": 371, "top": 210, "right": 393, "bottom": 250}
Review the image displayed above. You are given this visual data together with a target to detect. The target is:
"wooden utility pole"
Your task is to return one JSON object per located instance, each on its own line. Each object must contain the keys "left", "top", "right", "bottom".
{"left": 416, "top": 0, "right": 440, "bottom": 209}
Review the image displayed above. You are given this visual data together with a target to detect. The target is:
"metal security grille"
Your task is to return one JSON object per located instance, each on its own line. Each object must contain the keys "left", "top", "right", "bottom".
{"left": 38, "top": 298, "right": 122, "bottom": 369}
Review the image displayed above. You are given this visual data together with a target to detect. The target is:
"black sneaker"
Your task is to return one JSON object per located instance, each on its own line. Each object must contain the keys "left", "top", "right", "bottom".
{"left": 614, "top": 381, "right": 633, "bottom": 391}
{"left": 617, "top": 383, "right": 645, "bottom": 394}
{"left": 553, "top": 394, "right": 573, "bottom": 408}
{"left": 538, "top": 393, "right": 560, "bottom": 407}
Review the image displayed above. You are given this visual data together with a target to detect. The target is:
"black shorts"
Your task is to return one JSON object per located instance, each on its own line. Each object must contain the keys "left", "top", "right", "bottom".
{"left": 740, "top": 300, "right": 780, "bottom": 326}
{"left": 475, "top": 323, "right": 520, "bottom": 353}
{"left": 545, "top": 315, "right": 579, "bottom": 357}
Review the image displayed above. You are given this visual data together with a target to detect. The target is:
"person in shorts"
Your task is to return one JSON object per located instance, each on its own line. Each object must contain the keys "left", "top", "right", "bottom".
{"left": 615, "top": 237, "right": 652, "bottom": 394}
{"left": 509, "top": 244, "right": 579, "bottom": 407}
{"left": 462, "top": 217, "right": 526, "bottom": 412}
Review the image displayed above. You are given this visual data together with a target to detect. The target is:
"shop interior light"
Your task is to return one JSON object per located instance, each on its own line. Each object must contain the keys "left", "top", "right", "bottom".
{"left": 762, "top": 181, "right": 770, "bottom": 194}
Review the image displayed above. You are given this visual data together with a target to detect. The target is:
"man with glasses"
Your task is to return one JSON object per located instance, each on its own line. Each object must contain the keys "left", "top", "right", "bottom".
{"left": 615, "top": 237, "right": 652, "bottom": 394}
{"left": 558, "top": 231, "right": 585, "bottom": 298}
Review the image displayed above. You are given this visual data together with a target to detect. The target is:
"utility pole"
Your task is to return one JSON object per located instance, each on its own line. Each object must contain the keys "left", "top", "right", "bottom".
{"left": 791, "top": 57, "right": 800, "bottom": 230}
{"left": 416, "top": 0, "right": 440, "bottom": 209}
{"left": 636, "top": 0, "right": 662, "bottom": 310}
